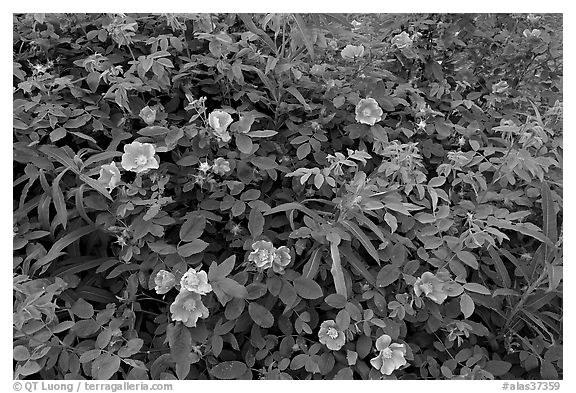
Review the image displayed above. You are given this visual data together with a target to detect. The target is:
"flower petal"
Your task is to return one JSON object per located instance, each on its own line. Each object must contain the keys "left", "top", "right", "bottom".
{"left": 375, "top": 334, "right": 392, "bottom": 350}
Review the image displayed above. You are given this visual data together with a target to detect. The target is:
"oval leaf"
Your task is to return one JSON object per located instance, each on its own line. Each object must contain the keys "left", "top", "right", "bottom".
{"left": 248, "top": 302, "right": 274, "bottom": 328}
{"left": 211, "top": 361, "right": 248, "bottom": 380}
{"left": 293, "top": 277, "right": 323, "bottom": 299}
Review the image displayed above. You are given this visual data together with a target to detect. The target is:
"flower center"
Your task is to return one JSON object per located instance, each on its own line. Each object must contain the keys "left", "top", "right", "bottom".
{"left": 183, "top": 298, "right": 197, "bottom": 312}
{"left": 381, "top": 347, "right": 393, "bottom": 359}
{"left": 135, "top": 154, "right": 147, "bottom": 166}
{"left": 420, "top": 282, "right": 434, "bottom": 295}
{"left": 258, "top": 249, "right": 273, "bottom": 261}
{"left": 363, "top": 108, "right": 372, "bottom": 117}
{"left": 326, "top": 327, "right": 339, "bottom": 339}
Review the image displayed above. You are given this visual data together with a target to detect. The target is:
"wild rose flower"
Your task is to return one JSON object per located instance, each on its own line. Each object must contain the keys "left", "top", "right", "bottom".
{"left": 154, "top": 270, "right": 176, "bottom": 294}
{"left": 248, "top": 240, "right": 276, "bottom": 270}
{"left": 97, "top": 162, "right": 121, "bottom": 191}
{"left": 523, "top": 28, "right": 541, "bottom": 39}
{"left": 212, "top": 157, "right": 230, "bottom": 175}
{"left": 170, "top": 290, "right": 209, "bottom": 327}
{"left": 370, "top": 334, "right": 407, "bottom": 375}
{"left": 208, "top": 110, "right": 233, "bottom": 142}
{"left": 139, "top": 105, "right": 156, "bottom": 125}
{"left": 492, "top": 81, "right": 509, "bottom": 94}
{"left": 121, "top": 141, "right": 159, "bottom": 173}
{"left": 180, "top": 268, "right": 212, "bottom": 295}
{"left": 249, "top": 241, "right": 291, "bottom": 274}
{"left": 272, "top": 246, "right": 291, "bottom": 274}
{"left": 355, "top": 98, "right": 383, "bottom": 126}
{"left": 341, "top": 44, "right": 365, "bottom": 60}
{"left": 413, "top": 271, "right": 448, "bottom": 304}
{"left": 318, "top": 320, "right": 346, "bottom": 350}
{"left": 392, "top": 32, "right": 413, "bottom": 49}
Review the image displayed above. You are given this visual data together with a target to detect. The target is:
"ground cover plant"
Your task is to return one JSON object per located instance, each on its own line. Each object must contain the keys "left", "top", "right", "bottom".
{"left": 13, "top": 13, "right": 563, "bottom": 380}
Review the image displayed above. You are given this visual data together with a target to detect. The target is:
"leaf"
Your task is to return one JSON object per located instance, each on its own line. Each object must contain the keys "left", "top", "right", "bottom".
{"left": 324, "top": 294, "right": 347, "bottom": 309}
{"left": 463, "top": 283, "right": 491, "bottom": 295}
{"left": 179, "top": 214, "right": 206, "bottom": 242}
{"left": 355, "top": 335, "right": 372, "bottom": 359}
{"left": 217, "top": 277, "right": 248, "bottom": 299}
{"left": 52, "top": 169, "right": 68, "bottom": 229}
{"left": 264, "top": 202, "right": 326, "bottom": 225}
{"left": 177, "top": 239, "right": 209, "bottom": 257}
{"left": 16, "top": 361, "right": 42, "bottom": 377}
{"left": 333, "top": 367, "right": 354, "bottom": 380}
{"left": 167, "top": 322, "right": 191, "bottom": 379}
{"left": 384, "top": 212, "right": 398, "bottom": 233}
{"left": 79, "top": 349, "right": 102, "bottom": 364}
{"left": 13, "top": 346, "right": 30, "bottom": 361}
{"left": 460, "top": 293, "right": 475, "bottom": 318}
{"left": 291, "top": 13, "right": 315, "bottom": 60}
{"left": 96, "top": 354, "right": 121, "bottom": 380}
{"left": 71, "top": 298, "right": 94, "bottom": 319}
{"left": 339, "top": 220, "right": 380, "bottom": 264}
{"left": 336, "top": 309, "right": 350, "bottom": 330}
{"left": 250, "top": 156, "right": 278, "bottom": 170}
{"left": 49, "top": 127, "right": 67, "bottom": 142}
{"left": 248, "top": 302, "right": 274, "bottom": 328}
{"left": 296, "top": 143, "right": 312, "bottom": 160}
{"left": 456, "top": 251, "right": 479, "bottom": 269}
{"left": 209, "top": 255, "right": 236, "bottom": 280}
{"left": 328, "top": 239, "right": 347, "bottom": 298}
{"left": 487, "top": 246, "right": 511, "bottom": 288}
{"left": 237, "top": 14, "right": 278, "bottom": 55}
{"left": 302, "top": 247, "right": 323, "bottom": 280}
{"left": 137, "top": 126, "right": 171, "bottom": 137}
{"left": 376, "top": 265, "right": 401, "bottom": 288}
{"left": 31, "top": 225, "right": 97, "bottom": 273}
{"left": 339, "top": 245, "right": 376, "bottom": 286}
{"left": 248, "top": 208, "right": 265, "bottom": 238}
{"left": 286, "top": 85, "right": 311, "bottom": 111}
{"left": 293, "top": 277, "right": 323, "bottom": 299}
{"left": 118, "top": 338, "right": 143, "bottom": 358}
{"left": 235, "top": 134, "right": 253, "bottom": 154}
{"left": 211, "top": 360, "right": 249, "bottom": 380}
{"left": 248, "top": 130, "right": 278, "bottom": 138}
{"left": 484, "top": 360, "right": 512, "bottom": 377}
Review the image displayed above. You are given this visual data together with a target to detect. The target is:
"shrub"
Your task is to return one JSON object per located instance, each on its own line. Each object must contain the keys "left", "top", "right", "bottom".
{"left": 13, "top": 13, "right": 562, "bottom": 380}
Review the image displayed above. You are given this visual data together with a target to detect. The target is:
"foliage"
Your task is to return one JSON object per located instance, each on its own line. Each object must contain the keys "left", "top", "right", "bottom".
{"left": 13, "top": 13, "right": 562, "bottom": 380}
